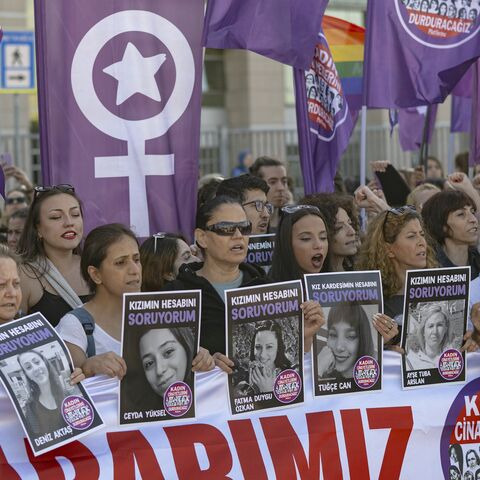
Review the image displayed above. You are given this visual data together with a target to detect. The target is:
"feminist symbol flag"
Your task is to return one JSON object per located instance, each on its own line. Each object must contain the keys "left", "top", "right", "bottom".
{"left": 203, "top": 0, "right": 328, "bottom": 69}
{"left": 294, "top": 26, "right": 356, "bottom": 194}
{"left": 34, "top": 0, "right": 203, "bottom": 238}
{"left": 364, "top": 0, "right": 480, "bottom": 108}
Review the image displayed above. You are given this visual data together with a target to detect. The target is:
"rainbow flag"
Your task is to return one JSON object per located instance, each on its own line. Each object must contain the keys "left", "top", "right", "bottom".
{"left": 323, "top": 16, "right": 364, "bottom": 110}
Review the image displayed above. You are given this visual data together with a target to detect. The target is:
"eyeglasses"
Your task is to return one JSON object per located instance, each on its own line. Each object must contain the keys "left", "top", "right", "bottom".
{"left": 281, "top": 204, "right": 321, "bottom": 215}
{"left": 153, "top": 232, "right": 168, "bottom": 253}
{"left": 204, "top": 221, "right": 252, "bottom": 236}
{"left": 242, "top": 200, "right": 274, "bottom": 215}
{"left": 6, "top": 197, "right": 26, "bottom": 205}
{"left": 382, "top": 205, "right": 417, "bottom": 237}
{"left": 33, "top": 184, "right": 75, "bottom": 201}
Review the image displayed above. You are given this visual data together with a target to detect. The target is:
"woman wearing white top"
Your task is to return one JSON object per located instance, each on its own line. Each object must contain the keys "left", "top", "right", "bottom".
{"left": 57, "top": 223, "right": 214, "bottom": 379}
{"left": 57, "top": 224, "right": 139, "bottom": 379}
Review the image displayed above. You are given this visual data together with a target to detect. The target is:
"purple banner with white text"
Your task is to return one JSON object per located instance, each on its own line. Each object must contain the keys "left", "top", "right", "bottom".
{"left": 34, "top": 1, "right": 203, "bottom": 238}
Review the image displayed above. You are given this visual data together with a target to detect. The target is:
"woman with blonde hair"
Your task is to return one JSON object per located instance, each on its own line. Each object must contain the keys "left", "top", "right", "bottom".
{"left": 357, "top": 206, "right": 437, "bottom": 345}
{"left": 406, "top": 183, "right": 441, "bottom": 212}
{"left": 405, "top": 304, "right": 456, "bottom": 370}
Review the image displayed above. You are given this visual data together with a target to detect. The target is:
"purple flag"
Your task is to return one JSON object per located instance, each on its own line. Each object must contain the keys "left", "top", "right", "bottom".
{"left": 398, "top": 105, "right": 438, "bottom": 152}
{"left": 469, "top": 60, "right": 480, "bottom": 167}
{"left": 364, "top": 2, "right": 480, "bottom": 108}
{"left": 34, "top": 1, "right": 203, "bottom": 238}
{"left": 451, "top": 95, "right": 472, "bottom": 133}
{"left": 294, "top": 32, "right": 356, "bottom": 194}
{"left": 451, "top": 65, "right": 474, "bottom": 133}
{"left": 203, "top": 0, "right": 327, "bottom": 70}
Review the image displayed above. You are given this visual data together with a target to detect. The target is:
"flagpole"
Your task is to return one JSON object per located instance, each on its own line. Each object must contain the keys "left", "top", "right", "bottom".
{"left": 360, "top": 105, "right": 367, "bottom": 230}
{"left": 448, "top": 132, "right": 455, "bottom": 175}
{"left": 419, "top": 105, "right": 431, "bottom": 177}
{"left": 469, "top": 60, "right": 479, "bottom": 173}
{"left": 360, "top": 106, "right": 367, "bottom": 186}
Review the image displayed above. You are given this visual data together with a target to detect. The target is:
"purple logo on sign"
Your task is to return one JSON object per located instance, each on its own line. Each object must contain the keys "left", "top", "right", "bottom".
{"left": 353, "top": 355, "right": 379, "bottom": 389}
{"left": 438, "top": 348, "right": 463, "bottom": 380}
{"left": 62, "top": 395, "right": 94, "bottom": 430}
{"left": 163, "top": 381, "right": 192, "bottom": 417}
{"left": 273, "top": 369, "right": 302, "bottom": 403}
{"left": 395, "top": 0, "right": 480, "bottom": 47}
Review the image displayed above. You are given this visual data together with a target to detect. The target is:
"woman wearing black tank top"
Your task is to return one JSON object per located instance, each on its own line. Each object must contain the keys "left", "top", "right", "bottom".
{"left": 17, "top": 185, "right": 91, "bottom": 327}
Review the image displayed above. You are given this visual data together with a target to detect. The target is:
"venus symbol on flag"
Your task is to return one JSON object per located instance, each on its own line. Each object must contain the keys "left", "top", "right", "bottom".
{"left": 70, "top": 10, "right": 195, "bottom": 236}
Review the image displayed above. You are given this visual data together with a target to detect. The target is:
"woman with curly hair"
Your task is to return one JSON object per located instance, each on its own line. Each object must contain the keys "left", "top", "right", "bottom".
{"left": 300, "top": 193, "right": 359, "bottom": 272}
{"left": 357, "top": 206, "right": 437, "bottom": 345}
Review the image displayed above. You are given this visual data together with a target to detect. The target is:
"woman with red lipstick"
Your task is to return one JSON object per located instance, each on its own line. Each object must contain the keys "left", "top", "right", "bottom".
{"left": 358, "top": 207, "right": 437, "bottom": 345}
{"left": 57, "top": 224, "right": 139, "bottom": 379}
{"left": 17, "top": 185, "right": 91, "bottom": 327}
{"left": 422, "top": 190, "right": 480, "bottom": 279}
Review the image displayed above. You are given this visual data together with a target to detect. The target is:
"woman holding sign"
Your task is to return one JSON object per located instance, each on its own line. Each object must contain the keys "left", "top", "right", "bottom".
{"left": 57, "top": 224, "right": 140, "bottom": 379}
{"left": 165, "top": 196, "right": 324, "bottom": 372}
{"left": 357, "top": 206, "right": 437, "bottom": 345}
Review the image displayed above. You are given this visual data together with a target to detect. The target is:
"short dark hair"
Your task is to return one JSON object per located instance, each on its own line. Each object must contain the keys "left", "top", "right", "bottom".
{"left": 195, "top": 195, "right": 242, "bottom": 230}
{"left": 81, "top": 223, "right": 138, "bottom": 292}
{"left": 249, "top": 156, "right": 285, "bottom": 177}
{"left": 216, "top": 174, "right": 269, "bottom": 203}
{"left": 422, "top": 190, "right": 476, "bottom": 245}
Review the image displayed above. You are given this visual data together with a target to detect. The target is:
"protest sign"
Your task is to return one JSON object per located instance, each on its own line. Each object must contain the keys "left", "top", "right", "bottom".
{"left": 401, "top": 267, "right": 469, "bottom": 389}
{"left": 305, "top": 271, "right": 383, "bottom": 396}
{"left": 244, "top": 234, "right": 275, "bottom": 270}
{"left": 120, "top": 290, "right": 201, "bottom": 425}
{"left": 225, "top": 280, "right": 304, "bottom": 414}
{"left": 0, "top": 313, "right": 103, "bottom": 456}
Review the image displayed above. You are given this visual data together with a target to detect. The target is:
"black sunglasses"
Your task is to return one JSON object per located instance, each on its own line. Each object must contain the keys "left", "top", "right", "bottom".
{"left": 6, "top": 196, "right": 26, "bottom": 205}
{"left": 281, "top": 204, "right": 321, "bottom": 215}
{"left": 242, "top": 200, "right": 274, "bottom": 215}
{"left": 33, "top": 184, "right": 75, "bottom": 201}
{"left": 204, "top": 221, "right": 252, "bottom": 236}
{"left": 382, "top": 205, "right": 417, "bottom": 237}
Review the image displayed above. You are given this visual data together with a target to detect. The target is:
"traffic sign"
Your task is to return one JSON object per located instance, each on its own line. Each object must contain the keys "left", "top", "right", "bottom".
{"left": 0, "top": 30, "right": 36, "bottom": 93}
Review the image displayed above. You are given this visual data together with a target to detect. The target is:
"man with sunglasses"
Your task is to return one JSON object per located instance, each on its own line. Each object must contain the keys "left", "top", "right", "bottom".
{"left": 217, "top": 174, "right": 272, "bottom": 234}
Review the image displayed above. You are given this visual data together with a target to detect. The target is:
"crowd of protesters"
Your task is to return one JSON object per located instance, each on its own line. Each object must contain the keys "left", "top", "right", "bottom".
{"left": 1, "top": 151, "right": 480, "bottom": 385}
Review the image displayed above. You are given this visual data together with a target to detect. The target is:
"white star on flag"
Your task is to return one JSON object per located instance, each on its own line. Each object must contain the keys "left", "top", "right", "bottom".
{"left": 103, "top": 42, "right": 166, "bottom": 105}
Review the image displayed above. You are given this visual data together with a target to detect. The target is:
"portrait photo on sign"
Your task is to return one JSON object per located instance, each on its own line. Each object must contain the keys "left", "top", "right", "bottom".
{"left": 230, "top": 317, "right": 299, "bottom": 397}
{"left": 122, "top": 325, "right": 196, "bottom": 413}
{"left": 316, "top": 303, "right": 379, "bottom": 381}
{"left": 448, "top": 442, "right": 480, "bottom": 480}
{"left": 404, "top": 300, "right": 464, "bottom": 372}
{"left": 0, "top": 341, "right": 82, "bottom": 438}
